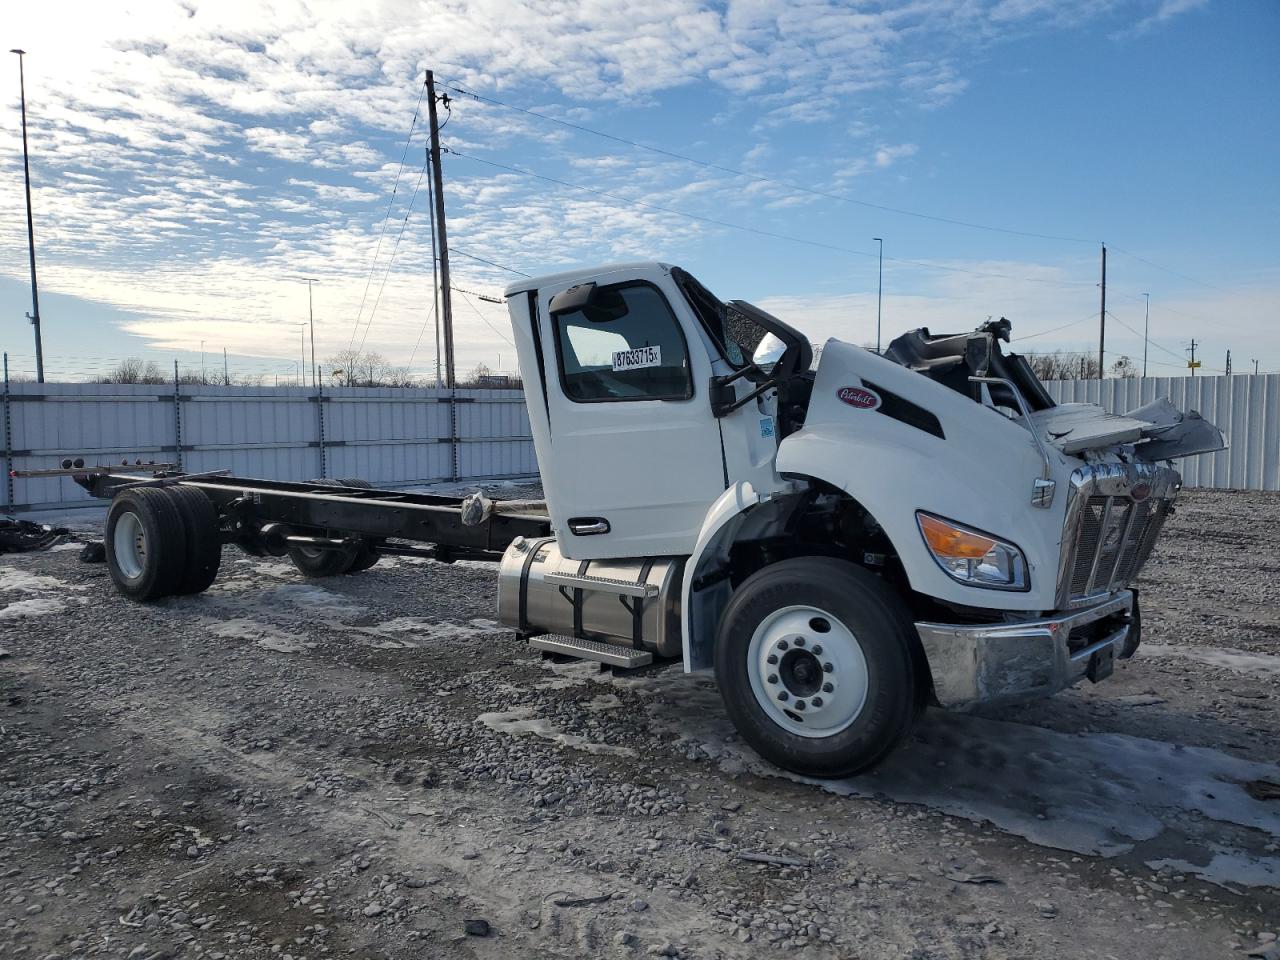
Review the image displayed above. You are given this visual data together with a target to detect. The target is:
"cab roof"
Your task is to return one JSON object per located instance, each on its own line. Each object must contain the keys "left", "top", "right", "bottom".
{"left": 503, "top": 261, "right": 673, "bottom": 299}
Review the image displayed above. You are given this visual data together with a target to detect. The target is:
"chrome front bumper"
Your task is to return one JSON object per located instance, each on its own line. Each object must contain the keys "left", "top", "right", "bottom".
{"left": 915, "top": 591, "right": 1134, "bottom": 711}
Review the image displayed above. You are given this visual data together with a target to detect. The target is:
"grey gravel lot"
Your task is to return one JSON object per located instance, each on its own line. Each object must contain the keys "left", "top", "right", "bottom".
{"left": 1, "top": 487, "right": 1278, "bottom": 960}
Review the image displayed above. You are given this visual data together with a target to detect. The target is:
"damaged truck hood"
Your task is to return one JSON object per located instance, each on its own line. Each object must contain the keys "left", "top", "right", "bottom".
{"left": 1023, "top": 397, "right": 1226, "bottom": 460}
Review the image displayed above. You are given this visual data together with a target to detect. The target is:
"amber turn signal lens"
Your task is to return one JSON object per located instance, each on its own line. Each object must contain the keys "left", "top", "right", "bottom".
{"left": 917, "top": 513, "right": 996, "bottom": 559}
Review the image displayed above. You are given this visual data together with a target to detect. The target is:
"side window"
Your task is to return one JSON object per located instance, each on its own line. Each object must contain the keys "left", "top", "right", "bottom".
{"left": 553, "top": 283, "right": 694, "bottom": 402}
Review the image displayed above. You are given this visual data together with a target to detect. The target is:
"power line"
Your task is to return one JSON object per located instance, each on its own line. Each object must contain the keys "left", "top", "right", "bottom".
{"left": 457, "top": 289, "right": 514, "bottom": 346}
{"left": 438, "top": 78, "right": 1097, "bottom": 245}
{"left": 356, "top": 151, "right": 431, "bottom": 354}
{"left": 1107, "top": 245, "right": 1232, "bottom": 296}
{"left": 447, "top": 149, "right": 1097, "bottom": 289}
{"left": 348, "top": 74, "right": 431, "bottom": 349}
{"left": 450, "top": 246, "right": 530, "bottom": 277}
{"left": 1011, "top": 311, "right": 1098, "bottom": 342}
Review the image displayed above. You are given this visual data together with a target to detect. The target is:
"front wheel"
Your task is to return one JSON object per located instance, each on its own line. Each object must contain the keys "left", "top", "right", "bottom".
{"left": 713, "top": 557, "right": 920, "bottom": 778}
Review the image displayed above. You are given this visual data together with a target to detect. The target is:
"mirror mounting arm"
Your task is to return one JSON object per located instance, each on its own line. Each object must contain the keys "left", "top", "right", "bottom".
{"left": 710, "top": 374, "right": 776, "bottom": 418}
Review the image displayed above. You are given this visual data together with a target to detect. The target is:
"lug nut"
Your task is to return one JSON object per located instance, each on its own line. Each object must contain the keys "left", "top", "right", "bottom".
{"left": 811, "top": 697, "right": 824, "bottom": 707}
{"left": 823, "top": 662, "right": 833, "bottom": 673}
{"left": 795, "top": 699, "right": 806, "bottom": 710}
{"left": 766, "top": 654, "right": 778, "bottom": 665}
{"left": 794, "top": 637, "right": 805, "bottom": 647}
{"left": 777, "top": 691, "right": 789, "bottom": 702}
{"left": 812, "top": 645, "right": 823, "bottom": 656}
{"left": 822, "top": 682, "right": 834, "bottom": 693}
{"left": 778, "top": 640, "right": 789, "bottom": 651}
{"left": 767, "top": 673, "right": 778, "bottom": 684}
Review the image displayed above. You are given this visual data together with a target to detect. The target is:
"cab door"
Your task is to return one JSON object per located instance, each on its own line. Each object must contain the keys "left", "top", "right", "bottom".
{"left": 536, "top": 269, "right": 727, "bottom": 560}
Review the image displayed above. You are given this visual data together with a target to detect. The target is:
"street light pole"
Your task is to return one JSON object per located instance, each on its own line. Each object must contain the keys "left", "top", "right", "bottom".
{"left": 10, "top": 49, "right": 44, "bottom": 383}
{"left": 873, "top": 237, "right": 884, "bottom": 354}
{"left": 290, "top": 278, "right": 320, "bottom": 387}
{"left": 1141, "top": 293, "right": 1150, "bottom": 379}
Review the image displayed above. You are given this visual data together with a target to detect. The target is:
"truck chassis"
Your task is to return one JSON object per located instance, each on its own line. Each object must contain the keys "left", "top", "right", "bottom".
{"left": 61, "top": 467, "right": 551, "bottom": 599}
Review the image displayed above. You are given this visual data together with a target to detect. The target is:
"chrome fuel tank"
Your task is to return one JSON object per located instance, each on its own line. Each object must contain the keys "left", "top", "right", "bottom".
{"left": 497, "top": 536, "right": 684, "bottom": 657}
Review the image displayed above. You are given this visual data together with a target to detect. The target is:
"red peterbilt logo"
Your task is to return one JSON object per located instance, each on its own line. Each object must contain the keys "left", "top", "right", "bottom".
{"left": 836, "top": 385, "right": 881, "bottom": 410}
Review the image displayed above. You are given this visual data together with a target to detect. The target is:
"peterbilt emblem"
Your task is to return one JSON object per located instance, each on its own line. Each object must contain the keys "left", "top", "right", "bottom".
{"left": 837, "top": 386, "right": 881, "bottom": 410}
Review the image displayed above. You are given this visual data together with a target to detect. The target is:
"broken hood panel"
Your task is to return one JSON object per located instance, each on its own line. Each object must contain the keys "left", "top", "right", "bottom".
{"left": 1025, "top": 397, "right": 1226, "bottom": 460}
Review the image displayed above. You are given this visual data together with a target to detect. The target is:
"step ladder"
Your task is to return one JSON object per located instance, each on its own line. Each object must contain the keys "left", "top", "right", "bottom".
{"left": 529, "top": 635, "right": 653, "bottom": 668}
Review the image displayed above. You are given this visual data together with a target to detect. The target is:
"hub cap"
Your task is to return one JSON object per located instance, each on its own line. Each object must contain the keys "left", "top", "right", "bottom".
{"left": 747, "top": 605, "right": 868, "bottom": 738}
{"left": 113, "top": 511, "right": 146, "bottom": 580}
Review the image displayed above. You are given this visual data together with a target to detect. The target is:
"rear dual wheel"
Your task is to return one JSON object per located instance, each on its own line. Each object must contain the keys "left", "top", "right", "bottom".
{"left": 105, "top": 486, "right": 221, "bottom": 601}
{"left": 286, "top": 477, "right": 380, "bottom": 577}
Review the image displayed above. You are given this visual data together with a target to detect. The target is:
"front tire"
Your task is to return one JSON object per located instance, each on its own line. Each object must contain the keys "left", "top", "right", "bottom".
{"left": 713, "top": 557, "right": 919, "bottom": 778}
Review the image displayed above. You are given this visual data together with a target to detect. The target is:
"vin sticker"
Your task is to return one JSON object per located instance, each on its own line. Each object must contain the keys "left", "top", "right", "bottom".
{"left": 836, "top": 385, "right": 881, "bottom": 410}
{"left": 612, "top": 345, "right": 662, "bottom": 371}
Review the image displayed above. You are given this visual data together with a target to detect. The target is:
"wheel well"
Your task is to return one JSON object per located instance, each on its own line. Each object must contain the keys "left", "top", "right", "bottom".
{"left": 685, "top": 478, "right": 930, "bottom": 694}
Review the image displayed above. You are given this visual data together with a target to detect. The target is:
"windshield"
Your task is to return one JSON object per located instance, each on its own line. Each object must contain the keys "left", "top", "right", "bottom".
{"left": 672, "top": 267, "right": 771, "bottom": 369}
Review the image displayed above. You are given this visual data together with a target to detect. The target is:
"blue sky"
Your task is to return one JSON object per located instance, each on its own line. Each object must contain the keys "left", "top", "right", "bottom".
{"left": 1, "top": 0, "right": 1276, "bottom": 383}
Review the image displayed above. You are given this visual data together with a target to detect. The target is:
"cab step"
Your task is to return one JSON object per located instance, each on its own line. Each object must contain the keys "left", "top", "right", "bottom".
{"left": 542, "top": 571, "right": 658, "bottom": 598}
{"left": 529, "top": 634, "right": 653, "bottom": 668}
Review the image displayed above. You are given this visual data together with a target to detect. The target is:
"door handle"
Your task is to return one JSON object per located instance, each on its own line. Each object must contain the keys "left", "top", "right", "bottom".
{"left": 568, "top": 517, "right": 611, "bottom": 536}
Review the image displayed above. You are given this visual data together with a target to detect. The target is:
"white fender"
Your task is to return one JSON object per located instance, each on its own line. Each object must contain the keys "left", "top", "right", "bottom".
{"left": 680, "top": 480, "right": 799, "bottom": 671}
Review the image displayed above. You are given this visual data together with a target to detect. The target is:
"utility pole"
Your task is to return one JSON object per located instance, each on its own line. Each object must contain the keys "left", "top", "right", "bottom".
{"left": 1141, "top": 292, "right": 1150, "bottom": 379}
{"left": 200, "top": 340, "right": 206, "bottom": 383}
{"left": 1097, "top": 243, "right": 1107, "bottom": 380}
{"left": 223, "top": 347, "right": 229, "bottom": 385}
{"left": 873, "top": 237, "right": 884, "bottom": 354}
{"left": 426, "top": 71, "right": 455, "bottom": 387}
{"left": 1225, "top": 349, "right": 1231, "bottom": 377}
{"left": 1187, "top": 338, "right": 1197, "bottom": 378}
{"left": 11, "top": 49, "right": 45, "bottom": 383}
{"left": 1254, "top": 359, "right": 1260, "bottom": 376}
{"left": 426, "top": 152, "right": 442, "bottom": 387}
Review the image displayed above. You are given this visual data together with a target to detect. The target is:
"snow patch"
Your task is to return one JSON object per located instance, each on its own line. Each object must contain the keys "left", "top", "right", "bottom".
{"left": 477, "top": 706, "right": 635, "bottom": 757}
{"left": 0, "top": 597, "right": 66, "bottom": 620}
{"left": 0, "top": 567, "right": 80, "bottom": 594}
{"left": 1140, "top": 643, "right": 1280, "bottom": 677}
{"left": 204, "top": 617, "right": 314, "bottom": 654}
{"left": 354, "top": 617, "right": 503, "bottom": 648}
{"left": 1147, "top": 851, "right": 1280, "bottom": 889}
{"left": 619, "top": 665, "right": 1280, "bottom": 885}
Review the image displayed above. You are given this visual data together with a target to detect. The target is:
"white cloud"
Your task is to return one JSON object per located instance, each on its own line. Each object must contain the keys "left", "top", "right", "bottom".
{"left": 0, "top": 0, "right": 1257, "bottom": 377}
{"left": 874, "top": 143, "right": 918, "bottom": 169}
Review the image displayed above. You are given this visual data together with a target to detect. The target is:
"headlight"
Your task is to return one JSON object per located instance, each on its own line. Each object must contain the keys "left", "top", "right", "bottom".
{"left": 916, "top": 512, "right": 1028, "bottom": 591}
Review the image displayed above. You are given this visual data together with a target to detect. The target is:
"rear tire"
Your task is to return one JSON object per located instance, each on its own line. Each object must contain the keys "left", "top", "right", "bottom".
{"left": 105, "top": 488, "right": 189, "bottom": 601}
{"left": 298, "top": 478, "right": 378, "bottom": 572}
{"left": 713, "top": 557, "right": 919, "bottom": 778}
{"left": 288, "top": 544, "right": 357, "bottom": 577}
{"left": 167, "top": 486, "right": 222, "bottom": 595}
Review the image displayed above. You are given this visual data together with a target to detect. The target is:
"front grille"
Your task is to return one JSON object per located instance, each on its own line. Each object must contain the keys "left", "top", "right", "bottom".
{"left": 1060, "top": 466, "right": 1177, "bottom": 606}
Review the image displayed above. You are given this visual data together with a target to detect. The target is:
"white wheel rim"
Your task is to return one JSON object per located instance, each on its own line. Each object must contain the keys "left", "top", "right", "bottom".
{"left": 113, "top": 511, "right": 146, "bottom": 580}
{"left": 746, "top": 605, "right": 869, "bottom": 739}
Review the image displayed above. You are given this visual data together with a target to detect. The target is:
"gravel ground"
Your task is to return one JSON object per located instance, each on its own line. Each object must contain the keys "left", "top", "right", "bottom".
{"left": 1, "top": 486, "right": 1278, "bottom": 960}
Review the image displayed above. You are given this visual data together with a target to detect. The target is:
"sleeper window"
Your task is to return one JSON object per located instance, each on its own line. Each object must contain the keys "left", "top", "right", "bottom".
{"left": 553, "top": 284, "right": 693, "bottom": 402}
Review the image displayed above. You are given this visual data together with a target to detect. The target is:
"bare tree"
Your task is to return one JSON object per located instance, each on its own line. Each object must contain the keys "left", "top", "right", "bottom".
{"left": 99, "top": 359, "right": 168, "bottom": 384}
{"left": 1110, "top": 355, "right": 1138, "bottom": 379}
{"left": 1025, "top": 350, "right": 1102, "bottom": 381}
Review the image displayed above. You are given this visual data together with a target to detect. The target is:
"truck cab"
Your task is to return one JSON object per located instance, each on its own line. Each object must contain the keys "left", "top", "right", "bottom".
{"left": 498, "top": 261, "right": 1223, "bottom": 777}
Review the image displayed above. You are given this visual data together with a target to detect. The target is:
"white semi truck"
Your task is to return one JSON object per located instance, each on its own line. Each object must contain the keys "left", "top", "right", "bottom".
{"left": 73, "top": 261, "right": 1224, "bottom": 777}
